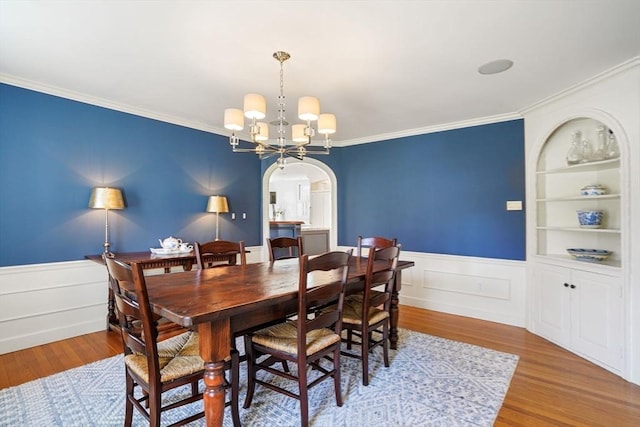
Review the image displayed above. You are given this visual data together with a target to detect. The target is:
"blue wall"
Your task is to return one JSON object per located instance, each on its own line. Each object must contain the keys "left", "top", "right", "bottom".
{"left": 1, "top": 83, "right": 525, "bottom": 267}
{"left": 0, "top": 84, "right": 262, "bottom": 266}
{"left": 336, "top": 120, "right": 525, "bottom": 260}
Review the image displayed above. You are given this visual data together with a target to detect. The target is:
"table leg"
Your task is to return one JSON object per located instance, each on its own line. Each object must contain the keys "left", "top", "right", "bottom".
{"left": 198, "top": 319, "right": 231, "bottom": 427}
{"left": 389, "top": 270, "right": 403, "bottom": 350}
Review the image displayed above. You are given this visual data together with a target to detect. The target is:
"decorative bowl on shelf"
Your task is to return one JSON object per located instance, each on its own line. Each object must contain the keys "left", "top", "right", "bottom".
{"left": 566, "top": 248, "right": 612, "bottom": 262}
{"left": 577, "top": 209, "right": 603, "bottom": 228}
{"left": 580, "top": 184, "right": 607, "bottom": 196}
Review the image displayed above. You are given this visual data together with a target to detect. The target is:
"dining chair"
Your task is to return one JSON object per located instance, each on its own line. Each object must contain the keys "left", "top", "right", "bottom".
{"left": 243, "top": 250, "right": 352, "bottom": 427}
{"left": 266, "top": 236, "right": 304, "bottom": 261}
{"left": 194, "top": 240, "right": 247, "bottom": 269}
{"left": 340, "top": 245, "right": 400, "bottom": 385}
{"left": 105, "top": 258, "right": 241, "bottom": 427}
{"left": 356, "top": 235, "right": 397, "bottom": 257}
{"left": 104, "top": 267, "right": 187, "bottom": 341}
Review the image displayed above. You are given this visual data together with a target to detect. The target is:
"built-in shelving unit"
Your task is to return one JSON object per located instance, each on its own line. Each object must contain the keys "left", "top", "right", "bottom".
{"left": 530, "top": 116, "right": 625, "bottom": 375}
{"left": 535, "top": 119, "right": 621, "bottom": 268}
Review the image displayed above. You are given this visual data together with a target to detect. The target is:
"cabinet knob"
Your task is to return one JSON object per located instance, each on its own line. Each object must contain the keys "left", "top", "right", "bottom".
{"left": 564, "top": 283, "right": 570, "bottom": 287}
{"left": 570, "top": 284, "right": 576, "bottom": 289}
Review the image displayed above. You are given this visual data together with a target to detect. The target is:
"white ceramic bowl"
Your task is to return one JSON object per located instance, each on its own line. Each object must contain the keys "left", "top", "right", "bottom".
{"left": 580, "top": 184, "right": 606, "bottom": 196}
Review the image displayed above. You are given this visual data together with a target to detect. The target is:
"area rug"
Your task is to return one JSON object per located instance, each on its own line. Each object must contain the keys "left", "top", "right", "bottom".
{"left": 0, "top": 329, "right": 518, "bottom": 426}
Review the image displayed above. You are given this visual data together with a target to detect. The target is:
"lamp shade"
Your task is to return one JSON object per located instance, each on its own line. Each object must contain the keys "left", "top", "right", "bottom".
{"left": 291, "top": 124, "right": 307, "bottom": 143}
{"left": 88, "top": 187, "right": 125, "bottom": 210}
{"left": 243, "top": 93, "right": 266, "bottom": 120}
{"left": 317, "top": 113, "right": 336, "bottom": 134}
{"left": 255, "top": 122, "right": 269, "bottom": 141}
{"left": 206, "top": 195, "right": 229, "bottom": 213}
{"left": 224, "top": 108, "right": 244, "bottom": 131}
{"left": 298, "top": 96, "right": 319, "bottom": 121}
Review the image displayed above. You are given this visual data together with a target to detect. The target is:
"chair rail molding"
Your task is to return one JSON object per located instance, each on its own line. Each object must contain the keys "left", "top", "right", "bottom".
{"left": 338, "top": 247, "right": 527, "bottom": 328}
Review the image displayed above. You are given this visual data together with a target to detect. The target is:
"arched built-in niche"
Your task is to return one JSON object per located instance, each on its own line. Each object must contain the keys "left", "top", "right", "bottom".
{"left": 262, "top": 158, "right": 338, "bottom": 259}
{"left": 526, "top": 108, "right": 631, "bottom": 379}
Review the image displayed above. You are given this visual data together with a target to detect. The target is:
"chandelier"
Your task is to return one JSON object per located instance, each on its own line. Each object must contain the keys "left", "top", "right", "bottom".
{"left": 223, "top": 51, "right": 336, "bottom": 169}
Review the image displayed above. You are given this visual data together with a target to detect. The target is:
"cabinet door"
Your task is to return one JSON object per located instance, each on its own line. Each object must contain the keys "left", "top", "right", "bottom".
{"left": 534, "top": 264, "right": 571, "bottom": 346}
{"left": 571, "top": 270, "right": 623, "bottom": 371}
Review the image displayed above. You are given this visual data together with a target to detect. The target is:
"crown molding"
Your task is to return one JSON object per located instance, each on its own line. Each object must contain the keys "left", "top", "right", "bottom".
{"left": 332, "top": 112, "right": 523, "bottom": 147}
{"left": 520, "top": 56, "right": 640, "bottom": 115}
{"left": 7, "top": 55, "right": 637, "bottom": 150}
{"left": 0, "top": 73, "right": 225, "bottom": 135}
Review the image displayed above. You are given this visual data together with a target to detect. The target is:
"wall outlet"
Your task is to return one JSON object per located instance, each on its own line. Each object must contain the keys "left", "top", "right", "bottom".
{"left": 231, "top": 213, "right": 236, "bottom": 220}
{"left": 242, "top": 212, "right": 247, "bottom": 219}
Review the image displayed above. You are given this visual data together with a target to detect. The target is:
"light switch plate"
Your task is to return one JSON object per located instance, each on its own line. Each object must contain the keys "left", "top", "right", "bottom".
{"left": 506, "top": 200, "right": 523, "bottom": 211}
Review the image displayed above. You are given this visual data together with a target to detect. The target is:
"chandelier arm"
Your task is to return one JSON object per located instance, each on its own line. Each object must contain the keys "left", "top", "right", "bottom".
{"left": 260, "top": 151, "right": 284, "bottom": 160}
{"left": 299, "top": 149, "right": 330, "bottom": 155}
{"left": 233, "top": 148, "right": 267, "bottom": 153}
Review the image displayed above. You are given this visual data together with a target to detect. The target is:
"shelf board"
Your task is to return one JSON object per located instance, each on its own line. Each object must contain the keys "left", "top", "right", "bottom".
{"left": 537, "top": 158, "right": 619, "bottom": 175}
{"left": 536, "top": 194, "right": 620, "bottom": 202}
{"left": 535, "top": 254, "right": 622, "bottom": 269}
{"left": 536, "top": 226, "right": 621, "bottom": 233}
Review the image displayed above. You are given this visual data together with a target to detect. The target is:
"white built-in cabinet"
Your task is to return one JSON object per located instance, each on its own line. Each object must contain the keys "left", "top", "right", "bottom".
{"left": 531, "top": 117, "right": 625, "bottom": 374}
{"left": 534, "top": 263, "right": 623, "bottom": 371}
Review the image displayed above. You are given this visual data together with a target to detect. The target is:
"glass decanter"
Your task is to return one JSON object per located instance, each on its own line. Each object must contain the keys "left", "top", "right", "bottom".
{"left": 606, "top": 129, "right": 620, "bottom": 159}
{"left": 566, "top": 130, "right": 582, "bottom": 165}
{"left": 592, "top": 126, "right": 606, "bottom": 161}
{"left": 580, "top": 138, "right": 592, "bottom": 163}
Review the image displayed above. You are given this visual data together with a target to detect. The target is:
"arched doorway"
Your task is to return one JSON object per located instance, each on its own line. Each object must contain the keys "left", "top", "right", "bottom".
{"left": 262, "top": 158, "right": 338, "bottom": 259}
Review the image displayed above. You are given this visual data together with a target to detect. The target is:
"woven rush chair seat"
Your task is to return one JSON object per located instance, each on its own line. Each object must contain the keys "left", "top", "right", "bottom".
{"left": 340, "top": 299, "right": 389, "bottom": 327}
{"left": 124, "top": 331, "right": 204, "bottom": 384}
{"left": 251, "top": 321, "right": 341, "bottom": 356}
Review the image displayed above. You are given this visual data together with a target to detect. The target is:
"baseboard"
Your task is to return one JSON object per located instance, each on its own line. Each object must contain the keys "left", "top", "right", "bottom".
{"left": 399, "top": 295, "right": 526, "bottom": 327}
{"left": 1, "top": 315, "right": 106, "bottom": 355}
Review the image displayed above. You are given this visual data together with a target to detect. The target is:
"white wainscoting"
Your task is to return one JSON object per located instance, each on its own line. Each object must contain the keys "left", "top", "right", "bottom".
{"left": 0, "top": 260, "right": 109, "bottom": 354}
{"left": 394, "top": 251, "right": 527, "bottom": 327}
{"left": 0, "top": 247, "right": 525, "bottom": 354}
{"left": 0, "top": 246, "right": 266, "bottom": 354}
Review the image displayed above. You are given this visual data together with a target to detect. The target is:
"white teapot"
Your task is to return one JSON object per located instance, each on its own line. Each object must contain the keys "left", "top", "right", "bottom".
{"left": 159, "top": 236, "right": 182, "bottom": 250}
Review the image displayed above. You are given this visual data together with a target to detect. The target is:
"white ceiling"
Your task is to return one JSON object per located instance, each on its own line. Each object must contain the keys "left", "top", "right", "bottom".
{"left": 1, "top": 1, "right": 639, "bottom": 146}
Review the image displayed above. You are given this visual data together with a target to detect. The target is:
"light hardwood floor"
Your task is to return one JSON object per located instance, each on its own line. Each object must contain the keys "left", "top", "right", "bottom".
{"left": 1, "top": 306, "right": 639, "bottom": 426}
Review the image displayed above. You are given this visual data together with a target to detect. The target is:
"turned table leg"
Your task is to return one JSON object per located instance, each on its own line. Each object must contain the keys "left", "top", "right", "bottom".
{"left": 198, "top": 319, "right": 231, "bottom": 427}
{"left": 389, "top": 270, "right": 403, "bottom": 350}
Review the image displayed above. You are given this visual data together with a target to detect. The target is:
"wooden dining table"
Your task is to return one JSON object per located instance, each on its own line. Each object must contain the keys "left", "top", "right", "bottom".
{"left": 141, "top": 255, "right": 414, "bottom": 427}
{"left": 86, "top": 251, "right": 240, "bottom": 330}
